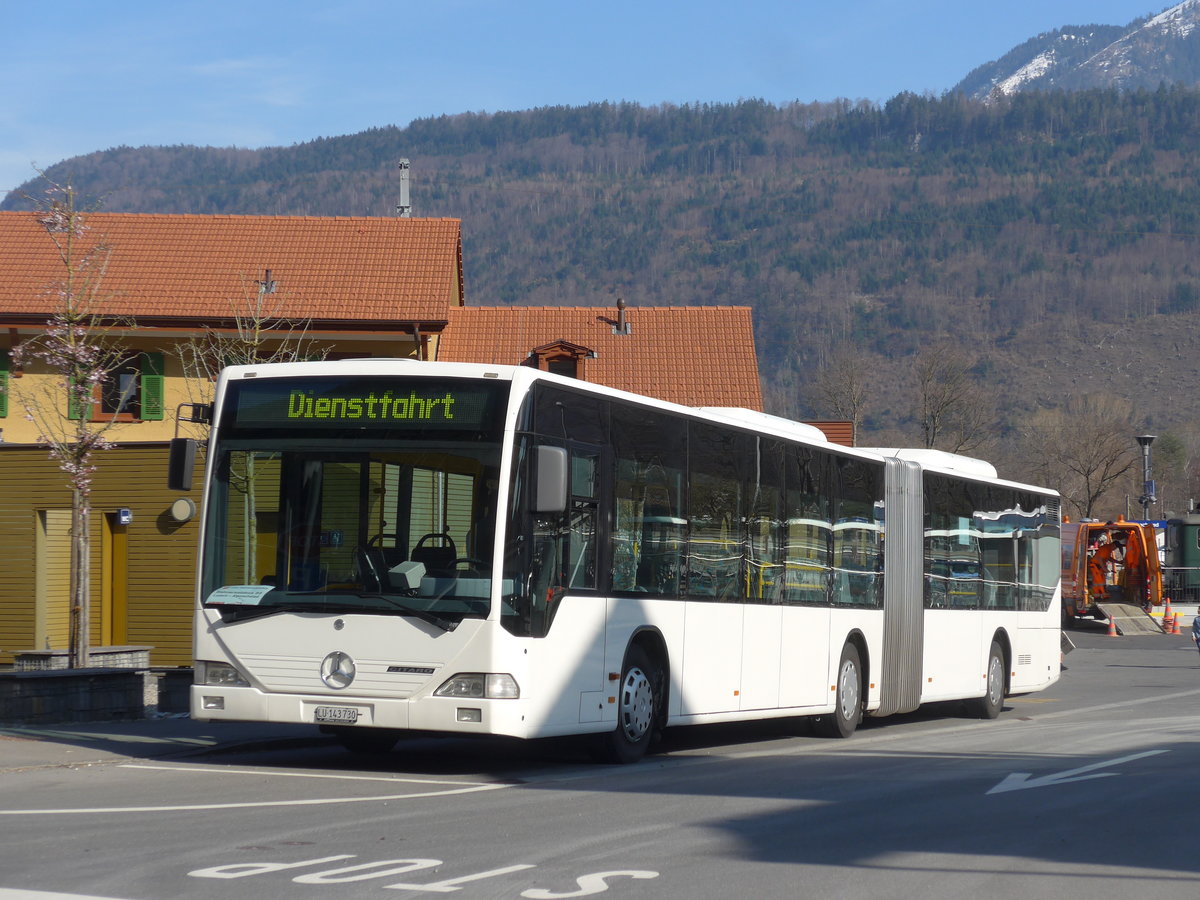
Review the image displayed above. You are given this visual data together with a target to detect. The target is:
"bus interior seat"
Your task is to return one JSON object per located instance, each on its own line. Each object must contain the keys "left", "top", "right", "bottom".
{"left": 411, "top": 532, "right": 458, "bottom": 575}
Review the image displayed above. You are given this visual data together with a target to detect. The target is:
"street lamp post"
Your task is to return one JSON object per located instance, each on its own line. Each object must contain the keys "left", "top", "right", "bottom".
{"left": 1135, "top": 434, "right": 1156, "bottom": 521}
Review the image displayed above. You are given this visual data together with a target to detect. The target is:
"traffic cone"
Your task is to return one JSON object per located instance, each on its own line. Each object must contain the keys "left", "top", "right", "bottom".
{"left": 1162, "top": 611, "right": 1174, "bottom": 634}
{"left": 1108, "top": 615, "right": 1119, "bottom": 637}
{"left": 1173, "top": 613, "right": 1183, "bottom": 635}
{"left": 1164, "top": 598, "right": 1173, "bottom": 626}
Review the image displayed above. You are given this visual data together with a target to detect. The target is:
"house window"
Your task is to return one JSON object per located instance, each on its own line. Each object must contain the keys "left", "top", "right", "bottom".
{"left": 526, "top": 340, "right": 593, "bottom": 381}
{"left": 546, "top": 356, "right": 578, "bottom": 379}
{"left": 0, "top": 349, "right": 9, "bottom": 418}
{"left": 72, "top": 352, "right": 165, "bottom": 422}
{"left": 101, "top": 359, "right": 141, "bottom": 418}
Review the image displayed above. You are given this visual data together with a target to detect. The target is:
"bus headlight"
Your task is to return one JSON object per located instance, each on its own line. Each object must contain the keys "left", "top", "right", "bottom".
{"left": 434, "top": 673, "right": 520, "bottom": 699}
{"left": 198, "top": 661, "right": 249, "bottom": 687}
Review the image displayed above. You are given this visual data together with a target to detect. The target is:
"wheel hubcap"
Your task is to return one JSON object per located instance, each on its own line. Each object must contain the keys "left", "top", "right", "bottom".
{"left": 838, "top": 660, "right": 860, "bottom": 720}
{"left": 987, "top": 656, "right": 1003, "bottom": 704}
{"left": 619, "top": 666, "right": 654, "bottom": 741}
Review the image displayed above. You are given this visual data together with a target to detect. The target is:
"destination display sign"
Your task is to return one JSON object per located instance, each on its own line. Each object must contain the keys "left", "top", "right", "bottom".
{"left": 227, "top": 377, "right": 503, "bottom": 431}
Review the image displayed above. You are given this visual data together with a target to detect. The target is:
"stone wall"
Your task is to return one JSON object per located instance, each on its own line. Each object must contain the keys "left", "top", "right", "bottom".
{"left": 12, "top": 646, "right": 153, "bottom": 671}
{"left": 0, "top": 667, "right": 193, "bottom": 724}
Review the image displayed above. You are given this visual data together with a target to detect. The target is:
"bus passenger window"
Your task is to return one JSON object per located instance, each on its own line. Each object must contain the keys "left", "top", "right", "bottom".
{"left": 611, "top": 407, "right": 685, "bottom": 596}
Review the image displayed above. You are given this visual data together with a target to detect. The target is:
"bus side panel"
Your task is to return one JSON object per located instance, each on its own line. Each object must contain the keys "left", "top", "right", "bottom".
{"left": 525, "top": 596, "right": 608, "bottom": 732}
{"left": 778, "top": 605, "right": 832, "bottom": 710}
{"left": 828, "top": 607, "right": 884, "bottom": 710}
{"left": 604, "top": 596, "right": 686, "bottom": 721}
{"left": 740, "top": 604, "right": 783, "bottom": 710}
{"left": 1012, "top": 616, "right": 1061, "bottom": 693}
{"left": 679, "top": 602, "right": 744, "bottom": 715}
{"left": 921, "top": 609, "right": 985, "bottom": 701}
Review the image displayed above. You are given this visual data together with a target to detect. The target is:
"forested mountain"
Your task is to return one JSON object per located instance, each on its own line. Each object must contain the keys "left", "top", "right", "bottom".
{"left": 8, "top": 88, "right": 1200, "bottom": 510}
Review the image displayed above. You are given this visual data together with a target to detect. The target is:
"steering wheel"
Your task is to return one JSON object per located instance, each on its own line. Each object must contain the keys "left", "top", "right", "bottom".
{"left": 451, "top": 557, "right": 487, "bottom": 577}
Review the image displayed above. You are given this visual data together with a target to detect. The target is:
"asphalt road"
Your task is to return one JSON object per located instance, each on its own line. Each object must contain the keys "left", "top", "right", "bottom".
{"left": 1, "top": 622, "right": 1198, "bottom": 900}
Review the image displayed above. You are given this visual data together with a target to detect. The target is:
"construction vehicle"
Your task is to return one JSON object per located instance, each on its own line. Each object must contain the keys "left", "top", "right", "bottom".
{"left": 1061, "top": 517, "right": 1162, "bottom": 629}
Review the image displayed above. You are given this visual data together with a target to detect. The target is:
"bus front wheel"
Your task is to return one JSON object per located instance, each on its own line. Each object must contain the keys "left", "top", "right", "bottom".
{"left": 596, "top": 645, "right": 661, "bottom": 764}
{"left": 816, "top": 643, "right": 862, "bottom": 739}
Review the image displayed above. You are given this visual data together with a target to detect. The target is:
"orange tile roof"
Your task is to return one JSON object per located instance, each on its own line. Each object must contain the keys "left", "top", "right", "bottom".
{"left": 439, "top": 306, "right": 762, "bottom": 409}
{"left": 805, "top": 421, "right": 855, "bottom": 446}
{"left": 0, "top": 212, "right": 463, "bottom": 324}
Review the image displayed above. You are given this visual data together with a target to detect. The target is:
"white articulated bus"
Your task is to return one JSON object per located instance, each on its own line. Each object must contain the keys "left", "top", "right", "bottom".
{"left": 179, "top": 360, "right": 1061, "bottom": 762}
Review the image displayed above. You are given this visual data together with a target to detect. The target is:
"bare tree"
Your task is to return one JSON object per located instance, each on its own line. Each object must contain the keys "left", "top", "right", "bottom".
{"left": 11, "top": 180, "right": 129, "bottom": 668}
{"left": 1020, "top": 394, "right": 1138, "bottom": 520}
{"left": 174, "top": 269, "right": 328, "bottom": 399}
{"left": 912, "top": 342, "right": 995, "bottom": 454}
{"left": 173, "top": 271, "right": 329, "bottom": 582}
{"left": 810, "top": 344, "right": 870, "bottom": 445}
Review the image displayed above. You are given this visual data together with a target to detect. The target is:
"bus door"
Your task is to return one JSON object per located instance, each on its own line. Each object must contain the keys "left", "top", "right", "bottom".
{"left": 526, "top": 441, "right": 605, "bottom": 633}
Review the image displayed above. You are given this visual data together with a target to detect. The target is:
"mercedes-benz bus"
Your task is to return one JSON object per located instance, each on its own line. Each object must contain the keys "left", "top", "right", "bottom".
{"left": 177, "top": 359, "right": 1061, "bottom": 762}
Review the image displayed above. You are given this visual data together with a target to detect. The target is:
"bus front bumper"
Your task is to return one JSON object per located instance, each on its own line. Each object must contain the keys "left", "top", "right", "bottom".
{"left": 190, "top": 685, "right": 529, "bottom": 737}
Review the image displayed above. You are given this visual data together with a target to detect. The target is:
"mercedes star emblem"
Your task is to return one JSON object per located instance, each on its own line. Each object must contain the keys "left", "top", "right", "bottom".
{"left": 320, "top": 650, "right": 356, "bottom": 689}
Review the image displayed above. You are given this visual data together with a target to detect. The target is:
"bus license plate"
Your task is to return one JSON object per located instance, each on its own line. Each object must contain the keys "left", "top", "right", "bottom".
{"left": 314, "top": 706, "right": 359, "bottom": 724}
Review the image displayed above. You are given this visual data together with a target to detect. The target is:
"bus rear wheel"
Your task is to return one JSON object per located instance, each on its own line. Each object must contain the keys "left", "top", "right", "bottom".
{"left": 968, "top": 641, "right": 1006, "bottom": 719}
{"left": 816, "top": 643, "right": 862, "bottom": 739}
{"left": 596, "top": 645, "right": 661, "bottom": 764}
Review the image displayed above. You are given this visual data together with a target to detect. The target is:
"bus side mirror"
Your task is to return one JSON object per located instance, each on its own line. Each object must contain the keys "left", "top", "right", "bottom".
{"left": 533, "top": 445, "right": 568, "bottom": 513}
{"left": 168, "top": 438, "right": 197, "bottom": 491}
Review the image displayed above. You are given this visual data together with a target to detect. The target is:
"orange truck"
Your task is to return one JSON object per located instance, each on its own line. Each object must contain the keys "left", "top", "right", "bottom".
{"left": 1061, "top": 518, "right": 1162, "bottom": 626}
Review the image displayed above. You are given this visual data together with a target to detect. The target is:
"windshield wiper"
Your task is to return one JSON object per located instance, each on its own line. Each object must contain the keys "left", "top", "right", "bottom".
{"left": 342, "top": 593, "right": 459, "bottom": 632}
{"left": 207, "top": 603, "right": 286, "bottom": 623}
{"left": 210, "top": 592, "right": 460, "bottom": 632}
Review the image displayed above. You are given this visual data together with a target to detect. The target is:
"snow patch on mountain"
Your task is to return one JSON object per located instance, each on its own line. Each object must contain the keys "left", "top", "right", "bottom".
{"left": 993, "top": 49, "right": 1058, "bottom": 95}
{"left": 1146, "top": 0, "right": 1199, "bottom": 39}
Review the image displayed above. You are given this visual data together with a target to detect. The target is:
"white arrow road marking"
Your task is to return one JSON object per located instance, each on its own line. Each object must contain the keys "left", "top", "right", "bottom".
{"left": 987, "top": 749, "right": 1168, "bottom": 794}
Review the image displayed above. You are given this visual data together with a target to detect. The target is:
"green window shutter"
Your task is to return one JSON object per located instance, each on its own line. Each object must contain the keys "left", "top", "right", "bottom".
{"left": 140, "top": 352, "right": 165, "bottom": 421}
{"left": 67, "top": 376, "right": 87, "bottom": 420}
{"left": 0, "top": 349, "right": 8, "bottom": 418}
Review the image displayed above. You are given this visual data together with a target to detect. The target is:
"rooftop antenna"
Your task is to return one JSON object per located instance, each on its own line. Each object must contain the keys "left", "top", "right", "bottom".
{"left": 396, "top": 159, "right": 411, "bottom": 217}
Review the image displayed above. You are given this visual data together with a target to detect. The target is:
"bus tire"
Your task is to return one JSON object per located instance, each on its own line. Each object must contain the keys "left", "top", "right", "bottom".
{"left": 596, "top": 645, "right": 661, "bottom": 764}
{"left": 333, "top": 727, "right": 400, "bottom": 755}
{"left": 816, "top": 643, "right": 862, "bottom": 739}
{"left": 969, "top": 641, "right": 1006, "bottom": 720}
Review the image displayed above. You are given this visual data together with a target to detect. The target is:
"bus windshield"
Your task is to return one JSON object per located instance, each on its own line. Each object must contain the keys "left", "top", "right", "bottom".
{"left": 200, "top": 375, "right": 507, "bottom": 628}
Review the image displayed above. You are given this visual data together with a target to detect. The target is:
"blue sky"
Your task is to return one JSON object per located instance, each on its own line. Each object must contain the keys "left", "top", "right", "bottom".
{"left": 0, "top": 0, "right": 1170, "bottom": 196}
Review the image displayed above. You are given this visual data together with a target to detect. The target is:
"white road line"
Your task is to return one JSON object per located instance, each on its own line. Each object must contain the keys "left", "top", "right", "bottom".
{"left": 0, "top": 890, "right": 134, "bottom": 900}
{"left": 121, "top": 763, "right": 482, "bottom": 786}
{"left": 0, "top": 781, "right": 511, "bottom": 815}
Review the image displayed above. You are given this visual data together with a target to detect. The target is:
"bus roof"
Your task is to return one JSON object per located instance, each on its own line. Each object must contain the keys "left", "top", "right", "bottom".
{"left": 212, "top": 361, "right": 1056, "bottom": 496}
{"left": 697, "top": 407, "right": 829, "bottom": 443}
{"left": 864, "top": 448, "right": 998, "bottom": 480}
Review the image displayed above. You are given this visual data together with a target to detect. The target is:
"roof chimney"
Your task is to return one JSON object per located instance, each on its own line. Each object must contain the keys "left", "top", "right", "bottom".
{"left": 613, "top": 297, "right": 632, "bottom": 335}
{"left": 396, "top": 159, "right": 411, "bottom": 217}
{"left": 256, "top": 269, "right": 277, "bottom": 294}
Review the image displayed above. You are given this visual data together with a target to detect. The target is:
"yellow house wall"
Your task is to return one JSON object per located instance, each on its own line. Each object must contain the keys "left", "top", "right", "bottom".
{"left": 0, "top": 335, "right": 422, "bottom": 444}
{"left": 0, "top": 443, "right": 204, "bottom": 668}
{"left": 0, "top": 335, "right": 429, "bottom": 667}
